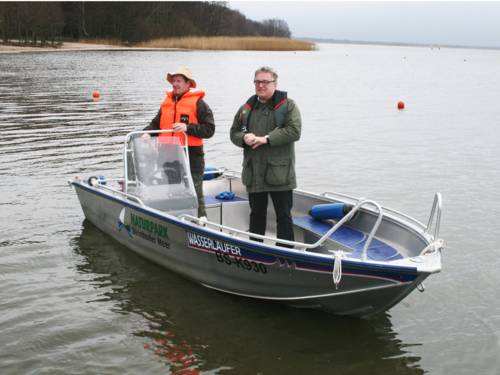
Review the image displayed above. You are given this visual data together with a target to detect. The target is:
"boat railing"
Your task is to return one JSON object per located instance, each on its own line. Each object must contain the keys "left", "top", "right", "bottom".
{"left": 323, "top": 190, "right": 444, "bottom": 253}
{"left": 90, "top": 180, "right": 146, "bottom": 206}
{"left": 426, "top": 192, "right": 442, "bottom": 240}
{"left": 69, "top": 176, "right": 146, "bottom": 206}
{"left": 180, "top": 198, "right": 383, "bottom": 261}
{"left": 321, "top": 191, "right": 428, "bottom": 230}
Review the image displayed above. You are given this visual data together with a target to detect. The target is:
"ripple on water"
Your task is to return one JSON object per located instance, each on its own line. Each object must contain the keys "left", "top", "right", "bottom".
{"left": 1, "top": 46, "right": 500, "bottom": 374}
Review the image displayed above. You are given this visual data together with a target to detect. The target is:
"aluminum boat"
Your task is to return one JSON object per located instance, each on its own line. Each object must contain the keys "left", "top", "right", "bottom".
{"left": 70, "top": 130, "right": 444, "bottom": 318}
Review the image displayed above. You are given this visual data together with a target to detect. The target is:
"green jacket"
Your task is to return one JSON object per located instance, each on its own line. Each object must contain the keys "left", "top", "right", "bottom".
{"left": 230, "top": 90, "right": 301, "bottom": 193}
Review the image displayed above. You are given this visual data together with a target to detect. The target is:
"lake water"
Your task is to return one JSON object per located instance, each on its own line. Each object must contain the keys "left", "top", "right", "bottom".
{"left": 1, "top": 43, "right": 499, "bottom": 374}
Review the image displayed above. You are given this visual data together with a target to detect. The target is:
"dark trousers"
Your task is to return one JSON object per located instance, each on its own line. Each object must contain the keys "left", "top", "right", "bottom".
{"left": 248, "top": 190, "right": 294, "bottom": 246}
{"left": 191, "top": 171, "right": 206, "bottom": 217}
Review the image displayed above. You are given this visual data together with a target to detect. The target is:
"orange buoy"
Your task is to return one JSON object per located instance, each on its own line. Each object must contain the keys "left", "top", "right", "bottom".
{"left": 397, "top": 100, "right": 405, "bottom": 110}
{"left": 92, "top": 90, "right": 100, "bottom": 99}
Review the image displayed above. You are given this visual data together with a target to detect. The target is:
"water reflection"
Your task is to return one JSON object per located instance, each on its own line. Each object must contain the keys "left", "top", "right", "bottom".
{"left": 73, "top": 220, "right": 424, "bottom": 374}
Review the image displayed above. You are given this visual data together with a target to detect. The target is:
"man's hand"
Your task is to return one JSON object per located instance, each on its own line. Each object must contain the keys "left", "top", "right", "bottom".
{"left": 243, "top": 133, "right": 256, "bottom": 146}
{"left": 173, "top": 122, "right": 188, "bottom": 132}
{"left": 244, "top": 133, "right": 268, "bottom": 149}
{"left": 250, "top": 136, "right": 268, "bottom": 149}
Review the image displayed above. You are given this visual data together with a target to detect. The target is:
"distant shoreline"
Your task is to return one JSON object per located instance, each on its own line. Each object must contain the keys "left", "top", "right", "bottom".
{"left": 3, "top": 38, "right": 497, "bottom": 54}
{"left": 0, "top": 37, "right": 315, "bottom": 53}
{"left": 301, "top": 37, "right": 500, "bottom": 51}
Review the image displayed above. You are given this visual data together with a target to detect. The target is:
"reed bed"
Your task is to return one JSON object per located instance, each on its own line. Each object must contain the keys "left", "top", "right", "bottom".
{"left": 135, "top": 36, "right": 316, "bottom": 51}
{"left": 77, "top": 38, "right": 124, "bottom": 46}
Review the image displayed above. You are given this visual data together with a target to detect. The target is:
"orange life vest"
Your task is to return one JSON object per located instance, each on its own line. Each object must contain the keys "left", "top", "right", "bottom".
{"left": 159, "top": 89, "right": 205, "bottom": 146}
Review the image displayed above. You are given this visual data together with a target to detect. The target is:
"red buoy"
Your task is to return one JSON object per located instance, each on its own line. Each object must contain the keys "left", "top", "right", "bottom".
{"left": 397, "top": 100, "right": 405, "bottom": 110}
{"left": 92, "top": 90, "right": 100, "bottom": 99}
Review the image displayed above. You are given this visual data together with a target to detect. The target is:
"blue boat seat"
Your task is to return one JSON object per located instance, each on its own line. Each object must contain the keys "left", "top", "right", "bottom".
{"left": 293, "top": 216, "right": 402, "bottom": 261}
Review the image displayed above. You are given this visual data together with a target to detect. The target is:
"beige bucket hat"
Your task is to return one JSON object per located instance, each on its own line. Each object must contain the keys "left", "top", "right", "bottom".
{"left": 166, "top": 66, "right": 197, "bottom": 88}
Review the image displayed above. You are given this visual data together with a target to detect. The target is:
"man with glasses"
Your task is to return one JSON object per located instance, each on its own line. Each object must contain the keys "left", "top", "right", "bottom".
{"left": 230, "top": 66, "right": 302, "bottom": 247}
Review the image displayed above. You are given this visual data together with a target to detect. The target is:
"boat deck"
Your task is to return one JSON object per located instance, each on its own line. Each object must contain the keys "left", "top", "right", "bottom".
{"left": 293, "top": 216, "right": 402, "bottom": 261}
{"left": 203, "top": 192, "right": 401, "bottom": 261}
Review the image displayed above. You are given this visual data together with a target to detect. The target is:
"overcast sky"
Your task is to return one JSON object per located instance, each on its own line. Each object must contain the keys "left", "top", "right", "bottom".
{"left": 228, "top": 1, "right": 500, "bottom": 48}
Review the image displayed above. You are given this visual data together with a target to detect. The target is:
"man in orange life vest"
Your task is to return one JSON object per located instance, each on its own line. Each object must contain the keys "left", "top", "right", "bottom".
{"left": 143, "top": 66, "right": 215, "bottom": 218}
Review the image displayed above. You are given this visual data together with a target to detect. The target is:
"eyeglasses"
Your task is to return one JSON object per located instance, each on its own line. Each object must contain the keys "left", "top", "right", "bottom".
{"left": 253, "top": 80, "right": 275, "bottom": 86}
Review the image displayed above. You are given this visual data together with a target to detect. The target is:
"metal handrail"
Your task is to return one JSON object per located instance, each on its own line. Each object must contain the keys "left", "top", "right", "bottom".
{"left": 426, "top": 192, "right": 442, "bottom": 239}
{"left": 324, "top": 190, "right": 443, "bottom": 249}
{"left": 358, "top": 200, "right": 384, "bottom": 260}
{"left": 321, "top": 191, "right": 427, "bottom": 230}
{"left": 180, "top": 198, "right": 383, "bottom": 260}
{"left": 321, "top": 191, "right": 359, "bottom": 202}
{"left": 93, "top": 182, "right": 145, "bottom": 206}
{"left": 180, "top": 214, "right": 303, "bottom": 249}
{"left": 123, "top": 130, "right": 189, "bottom": 194}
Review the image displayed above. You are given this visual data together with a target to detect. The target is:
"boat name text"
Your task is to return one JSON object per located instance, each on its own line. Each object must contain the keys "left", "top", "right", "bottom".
{"left": 186, "top": 232, "right": 241, "bottom": 256}
{"left": 129, "top": 213, "right": 170, "bottom": 248}
{"left": 130, "top": 213, "right": 169, "bottom": 239}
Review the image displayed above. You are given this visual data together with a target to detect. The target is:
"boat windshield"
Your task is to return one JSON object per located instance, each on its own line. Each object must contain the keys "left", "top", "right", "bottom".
{"left": 125, "top": 132, "right": 198, "bottom": 216}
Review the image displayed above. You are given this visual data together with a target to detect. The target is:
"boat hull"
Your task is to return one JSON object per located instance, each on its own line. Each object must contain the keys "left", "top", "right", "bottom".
{"left": 73, "top": 181, "right": 432, "bottom": 318}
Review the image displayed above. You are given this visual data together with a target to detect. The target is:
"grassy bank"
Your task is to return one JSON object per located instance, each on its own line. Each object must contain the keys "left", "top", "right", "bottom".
{"left": 1, "top": 36, "right": 316, "bottom": 53}
{"left": 134, "top": 36, "right": 316, "bottom": 51}
{"left": 77, "top": 38, "right": 124, "bottom": 46}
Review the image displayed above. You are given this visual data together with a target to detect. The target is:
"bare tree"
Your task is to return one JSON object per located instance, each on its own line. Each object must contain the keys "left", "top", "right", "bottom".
{"left": 0, "top": 2, "right": 293, "bottom": 45}
{"left": 260, "top": 18, "right": 291, "bottom": 38}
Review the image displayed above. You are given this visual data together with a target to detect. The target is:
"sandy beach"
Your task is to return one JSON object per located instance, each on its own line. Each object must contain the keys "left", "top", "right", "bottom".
{"left": 0, "top": 41, "right": 158, "bottom": 53}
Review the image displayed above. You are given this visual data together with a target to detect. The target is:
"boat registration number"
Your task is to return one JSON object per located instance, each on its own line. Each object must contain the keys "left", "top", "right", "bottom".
{"left": 215, "top": 251, "right": 268, "bottom": 274}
